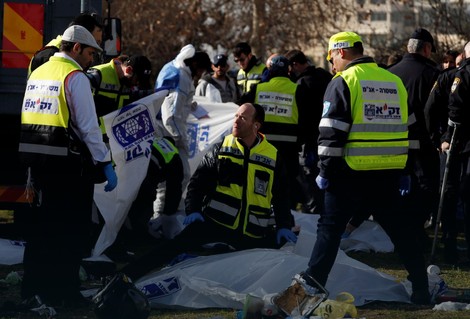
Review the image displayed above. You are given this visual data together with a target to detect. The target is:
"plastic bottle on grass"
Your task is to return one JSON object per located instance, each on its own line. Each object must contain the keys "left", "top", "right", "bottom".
{"left": 427, "top": 265, "right": 448, "bottom": 302}
{"left": 313, "top": 292, "right": 357, "bottom": 319}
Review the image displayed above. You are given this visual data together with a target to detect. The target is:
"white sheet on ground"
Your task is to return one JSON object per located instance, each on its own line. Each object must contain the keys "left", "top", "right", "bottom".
{"left": 135, "top": 244, "right": 409, "bottom": 309}
{"left": 130, "top": 213, "right": 405, "bottom": 309}
{"left": 293, "top": 212, "right": 394, "bottom": 253}
{"left": 0, "top": 238, "right": 25, "bottom": 265}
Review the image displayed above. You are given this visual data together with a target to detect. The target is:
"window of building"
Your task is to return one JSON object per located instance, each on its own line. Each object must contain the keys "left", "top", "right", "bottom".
{"left": 391, "top": 12, "right": 401, "bottom": 23}
{"left": 371, "top": 11, "right": 387, "bottom": 21}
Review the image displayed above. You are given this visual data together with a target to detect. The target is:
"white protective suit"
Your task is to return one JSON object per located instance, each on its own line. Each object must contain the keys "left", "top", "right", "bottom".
{"left": 152, "top": 44, "right": 196, "bottom": 238}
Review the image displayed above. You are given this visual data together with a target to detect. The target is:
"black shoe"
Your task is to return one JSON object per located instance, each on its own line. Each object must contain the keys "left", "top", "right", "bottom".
{"left": 61, "top": 293, "right": 91, "bottom": 309}
{"left": 410, "top": 289, "right": 431, "bottom": 305}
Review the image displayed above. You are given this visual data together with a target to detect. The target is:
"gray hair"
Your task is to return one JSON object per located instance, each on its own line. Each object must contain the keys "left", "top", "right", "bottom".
{"left": 464, "top": 41, "right": 470, "bottom": 57}
{"left": 407, "top": 38, "right": 426, "bottom": 54}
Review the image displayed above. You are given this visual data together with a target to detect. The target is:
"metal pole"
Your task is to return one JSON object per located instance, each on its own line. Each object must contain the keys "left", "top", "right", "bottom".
{"left": 430, "top": 123, "right": 460, "bottom": 263}
{"left": 80, "top": 0, "right": 90, "bottom": 13}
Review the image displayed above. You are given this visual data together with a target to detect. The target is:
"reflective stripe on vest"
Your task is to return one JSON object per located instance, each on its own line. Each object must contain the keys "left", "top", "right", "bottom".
{"left": 255, "top": 77, "right": 299, "bottom": 143}
{"left": 319, "top": 118, "right": 351, "bottom": 132}
{"left": 19, "top": 56, "right": 79, "bottom": 158}
{"left": 204, "top": 134, "right": 277, "bottom": 238}
{"left": 237, "top": 63, "right": 265, "bottom": 93}
{"left": 338, "top": 62, "right": 409, "bottom": 170}
{"left": 151, "top": 137, "right": 179, "bottom": 165}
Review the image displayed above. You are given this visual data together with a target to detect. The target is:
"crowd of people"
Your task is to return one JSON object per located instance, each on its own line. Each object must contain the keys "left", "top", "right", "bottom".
{"left": 14, "top": 9, "right": 470, "bottom": 314}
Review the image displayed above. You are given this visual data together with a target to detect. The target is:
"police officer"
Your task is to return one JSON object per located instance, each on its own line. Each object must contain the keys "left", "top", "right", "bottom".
{"left": 119, "top": 103, "right": 297, "bottom": 280}
{"left": 440, "top": 41, "right": 470, "bottom": 264}
{"left": 424, "top": 49, "right": 464, "bottom": 263}
{"left": 233, "top": 42, "right": 266, "bottom": 94}
{"left": 297, "top": 32, "right": 430, "bottom": 305}
{"left": 19, "top": 25, "right": 117, "bottom": 307}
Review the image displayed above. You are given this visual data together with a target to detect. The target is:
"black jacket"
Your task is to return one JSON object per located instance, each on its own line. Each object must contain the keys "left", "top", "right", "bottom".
{"left": 293, "top": 65, "right": 332, "bottom": 150}
{"left": 424, "top": 67, "right": 459, "bottom": 148}
{"left": 388, "top": 53, "right": 440, "bottom": 149}
{"left": 130, "top": 138, "right": 184, "bottom": 216}
{"left": 445, "top": 58, "right": 470, "bottom": 153}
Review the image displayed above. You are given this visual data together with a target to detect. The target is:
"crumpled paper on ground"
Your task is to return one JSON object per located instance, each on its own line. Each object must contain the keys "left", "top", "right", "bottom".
{"left": 433, "top": 301, "right": 470, "bottom": 311}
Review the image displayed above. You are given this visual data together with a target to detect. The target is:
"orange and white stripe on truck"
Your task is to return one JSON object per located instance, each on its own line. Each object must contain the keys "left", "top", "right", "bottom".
{"left": 2, "top": 2, "right": 44, "bottom": 68}
{"left": 0, "top": 185, "right": 30, "bottom": 204}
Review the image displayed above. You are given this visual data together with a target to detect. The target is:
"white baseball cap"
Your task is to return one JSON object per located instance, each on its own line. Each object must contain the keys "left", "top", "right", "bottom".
{"left": 62, "top": 25, "right": 102, "bottom": 52}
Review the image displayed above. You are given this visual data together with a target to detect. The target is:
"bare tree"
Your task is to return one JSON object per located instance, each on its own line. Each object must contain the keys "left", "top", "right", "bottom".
{"left": 106, "top": 0, "right": 470, "bottom": 80}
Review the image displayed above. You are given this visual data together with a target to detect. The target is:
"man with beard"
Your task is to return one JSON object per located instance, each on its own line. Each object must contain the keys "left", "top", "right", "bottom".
{"left": 87, "top": 55, "right": 153, "bottom": 141}
{"left": 19, "top": 25, "right": 117, "bottom": 307}
{"left": 233, "top": 42, "right": 266, "bottom": 94}
{"left": 119, "top": 103, "right": 296, "bottom": 280}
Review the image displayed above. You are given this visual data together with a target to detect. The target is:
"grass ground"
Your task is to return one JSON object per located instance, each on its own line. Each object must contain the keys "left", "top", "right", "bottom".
{"left": 1, "top": 209, "right": 470, "bottom": 318}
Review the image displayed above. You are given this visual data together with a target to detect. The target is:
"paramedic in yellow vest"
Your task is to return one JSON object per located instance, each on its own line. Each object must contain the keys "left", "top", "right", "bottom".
{"left": 19, "top": 25, "right": 117, "bottom": 307}
{"left": 240, "top": 55, "right": 308, "bottom": 210}
{"left": 29, "top": 13, "right": 103, "bottom": 74}
{"left": 119, "top": 103, "right": 297, "bottom": 280}
{"left": 295, "top": 32, "right": 431, "bottom": 305}
{"left": 233, "top": 42, "right": 266, "bottom": 94}
{"left": 86, "top": 55, "right": 153, "bottom": 139}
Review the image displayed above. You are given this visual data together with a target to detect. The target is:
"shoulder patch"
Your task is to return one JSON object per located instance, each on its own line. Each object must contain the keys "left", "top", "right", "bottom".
{"left": 451, "top": 77, "right": 461, "bottom": 94}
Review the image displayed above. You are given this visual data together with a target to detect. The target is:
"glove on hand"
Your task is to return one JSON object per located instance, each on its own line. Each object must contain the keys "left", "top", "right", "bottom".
{"left": 315, "top": 175, "right": 329, "bottom": 190}
{"left": 276, "top": 228, "right": 298, "bottom": 245}
{"left": 183, "top": 212, "right": 205, "bottom": 226}
{"left": 103, "top": 163, "right": 117, "bottom": 192}
{"left": 399, "top": 175, "right": 411, "bottom": 196}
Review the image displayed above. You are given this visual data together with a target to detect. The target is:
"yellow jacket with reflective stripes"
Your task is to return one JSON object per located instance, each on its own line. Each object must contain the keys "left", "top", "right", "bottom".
{"left": 152, "top": 137, "right": 179, "bottom": 164}
{"left": 339, "top": 61, "right": 409, "bottom": 170}
{"left": 91, "top": 60, "right": 129, "bottom": 108}
{"left": 19, "top": 55, "right": 80, "bottom": 163}
{"left": 237, "top": 63, "right": 266, "bottom": 94}
{"left": 254, "top": 76, "right": 299, "bottom": 144}
{"left": 89, "top": 60, "right": 131, "bottom": 133}
{"left": 204, "top": 134, "right": 277, "bottom": 238}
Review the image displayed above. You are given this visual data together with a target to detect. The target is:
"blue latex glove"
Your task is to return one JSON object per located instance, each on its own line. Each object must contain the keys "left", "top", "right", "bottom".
{"left": 276, "top": 228, "right": 298, "bottom": 245}
{"left": 399, "top": 175, "right": 411, "bottom": 196}
{"left": 183, "top": 212, "right": 205, "bottom": 225}
{"left": 103, "top": 163, "right": 117, "bottom": 192}
{"left": 315, "top": 175, "right": 329, "bottom": 190}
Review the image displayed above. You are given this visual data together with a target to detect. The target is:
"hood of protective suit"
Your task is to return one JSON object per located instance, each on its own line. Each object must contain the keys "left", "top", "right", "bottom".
{"left": 174, "top": 44, "right": 195, "bottom": 68}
